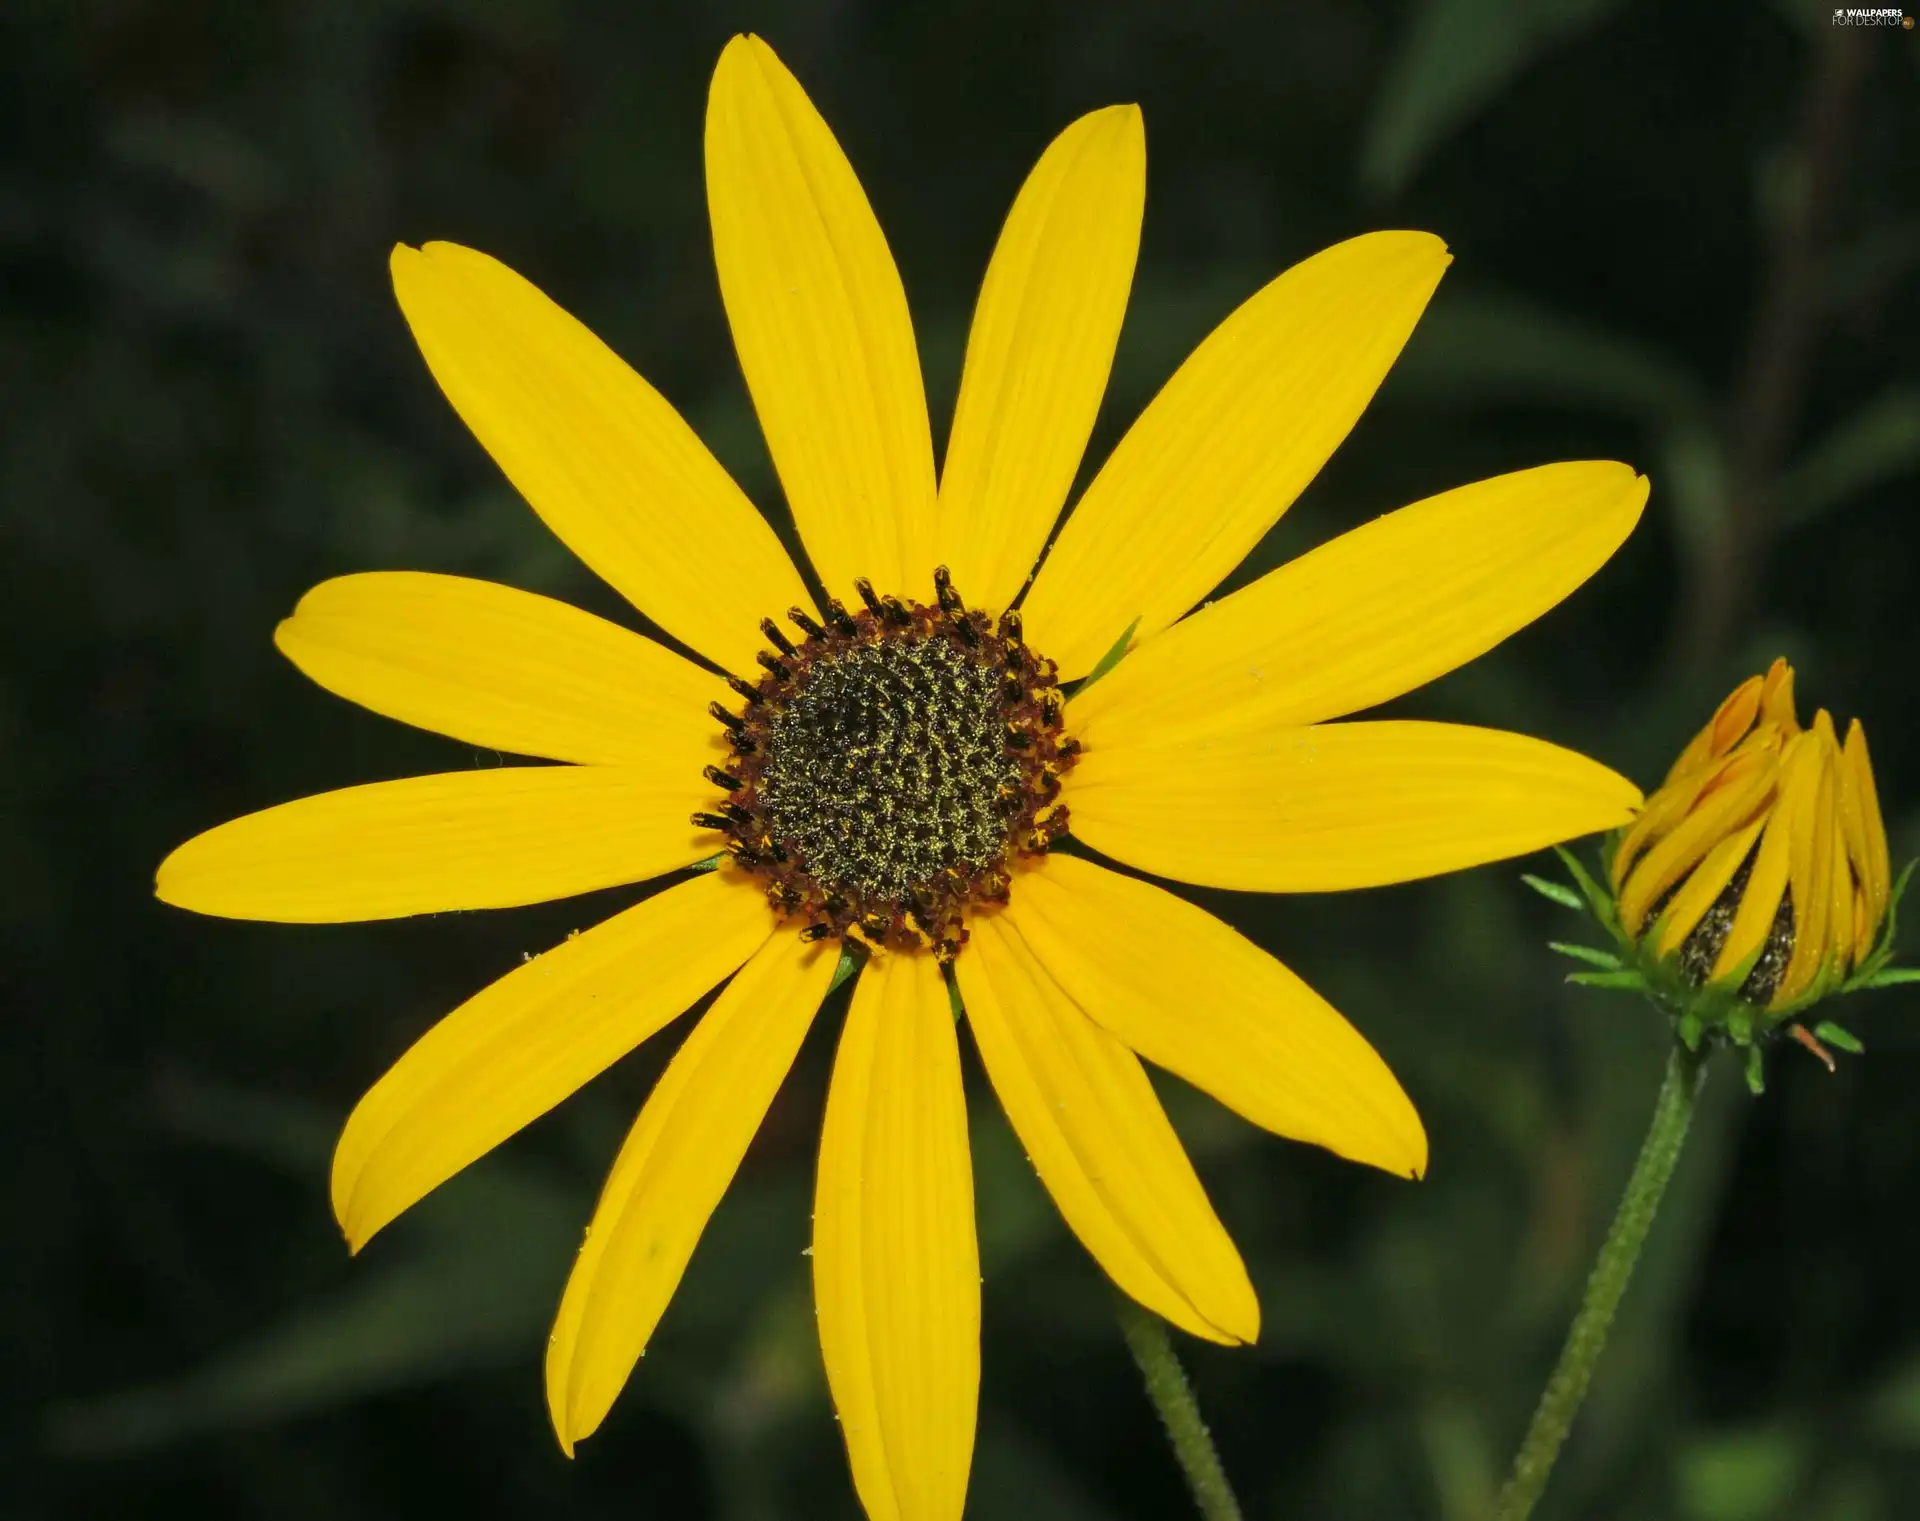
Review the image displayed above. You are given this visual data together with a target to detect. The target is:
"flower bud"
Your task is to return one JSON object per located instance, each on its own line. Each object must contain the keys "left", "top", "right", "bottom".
{"left": 1611, "top": 659, "right": 1889, "bottom": 1014}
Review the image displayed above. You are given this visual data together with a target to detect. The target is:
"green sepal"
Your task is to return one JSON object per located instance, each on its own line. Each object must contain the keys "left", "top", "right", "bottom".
{"left": 1678, "top": 1008, "right": 1706, "bottom": 1051}
{"left": 1814, "top": 1020, "right": 1864, "bottom": 1054}
{"left": 1567, "top": 969, "right": 1646, "bottom": 990}
{"left": 1860, "top": 967, "right": 1920, "bottom": 988}
{"left": 1550, "top": 941, "right": 1622, "bottom": 970}
{"left": 826, "top": 944, "right": 861, "bottom": 996}
{"left": 1074, "top": 617, "right": 1142, "bottom": 696}
{"left": 1848, "top": 859, "right": 1918, "bottom": 987}
{"left": 946, "top": 967, "right": 966, "bottom": 1024}
{"left": 1744, "top": 1045, "right": 1767, "bottom": 1095}
{"left": 1553, "top": 845, "right": 1611, "bottom": 913}
{"left": 687, "top": 853, "right": 726, "bottom": 873}
{"left": 1523, "top": 874, "right": 1586, "bottom": 911}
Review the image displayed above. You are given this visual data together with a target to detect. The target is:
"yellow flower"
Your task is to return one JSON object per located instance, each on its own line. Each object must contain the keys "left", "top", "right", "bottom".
{"left": 156, "top": 34, "right": 1646, "bottom": 1520}
{"left": 1612, "top": 658, "right": 1892, "bottom": 1013}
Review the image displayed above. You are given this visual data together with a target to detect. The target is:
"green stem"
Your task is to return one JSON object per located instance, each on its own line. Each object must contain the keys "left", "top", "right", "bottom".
{"left": 1494, "top": 1043, "right": 1710, "bottom": 1520}
{"left": 1115, "top": 1295, "right": 1243, "bottom": 1521}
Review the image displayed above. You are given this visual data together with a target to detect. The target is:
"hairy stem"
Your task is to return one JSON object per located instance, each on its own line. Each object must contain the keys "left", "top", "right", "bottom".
{"left": 1116, "top": 1296, "right": 1243, "bottom": 1521}
{"left": 1494, "top": 1044, "right": 1710, "bottom": 1521}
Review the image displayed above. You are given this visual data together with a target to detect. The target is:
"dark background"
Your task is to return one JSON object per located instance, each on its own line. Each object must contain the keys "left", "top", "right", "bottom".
{"left": 6, "top": 1, "right": 1919, "bottom": 1517}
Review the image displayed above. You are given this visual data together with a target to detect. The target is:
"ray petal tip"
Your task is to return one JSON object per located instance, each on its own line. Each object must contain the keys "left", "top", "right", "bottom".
{"left": 388, "top": 241, "right": 426, "bottom": 284}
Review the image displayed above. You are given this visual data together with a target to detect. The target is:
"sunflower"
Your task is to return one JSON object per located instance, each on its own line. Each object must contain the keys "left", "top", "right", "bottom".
{"left": 157, "top": 34, "right": 1647, "bottom": 1521}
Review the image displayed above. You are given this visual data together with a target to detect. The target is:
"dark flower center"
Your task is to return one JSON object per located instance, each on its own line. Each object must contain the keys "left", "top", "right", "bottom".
{"left": 1658, "top": 849, "right": 1797, "bottom": 1006}
{"left": 693, "top": 568, "right": 1077, "bottom": 962}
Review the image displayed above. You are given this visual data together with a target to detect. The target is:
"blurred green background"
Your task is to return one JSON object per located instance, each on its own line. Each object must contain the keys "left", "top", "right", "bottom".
{"left": 6, "top": 1, "right": 1919, "bottom": 1517}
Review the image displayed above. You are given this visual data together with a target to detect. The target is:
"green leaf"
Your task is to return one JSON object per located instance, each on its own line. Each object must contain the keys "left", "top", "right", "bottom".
{"left": 1567, "top": 969, "right": 1646, "bottom": 990}
{"left": 1358, "top": 0, "right": 1630, "bottom": 196}
{"left": 1521, "top": 873, "right": 1585, "bottom": 910}
{"left": 1549, "top": 941, "right": 1621, "bottom": 969}
{"left": 1744, "top": 1045, "right": 1767, "bottom": 1096}
{"left": 1813, "top": 1021, "right": 1864, "bottom": 1055}
{"left": 1073, "top": 617, "right": 1141, "bottom": 696}
{"left": 1777, "top": 387, "right": 1920, "bottom": 529}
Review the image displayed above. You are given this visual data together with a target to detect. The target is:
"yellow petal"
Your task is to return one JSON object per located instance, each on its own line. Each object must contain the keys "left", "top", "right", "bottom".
{"left": 1619, "top": 746, "right": 1779, "bottom": 935}
{"left": 1780, "top": 718, "right": 1841, "bottom": 1002}
{"left": 1852, "top": 882, "right": 1875, "bottom": 969}
{"left": 1022, "top": 230, "right": 1451, "bottom": 679}
{"left": 1613, "top": 762, "right": 1719, "bottom": 891}
{"left": 1842, "top": 719, "right": 1890, "bottom": 932}
{"left": 1072, "top": 463, "right": 1646, "bottom": 743}
{"left": 1652, "top": 815, "right": 1765, "bottom": 958}
{"left": 389, "top": 242, "right": 809, "bottom": 677}
{"left": 814, "top": 951, "right": 977, "bottom": 1521}
{"left": 276, "top": 572, "right": 728, "bottom": 768}
{"left": 958, "top": 913, "right": 1257, "bottom": 1344}
{"left": 1003, "top": 854, "right": 1425, "bottom": 1178}
{"left": 547, "top": 930, "right": 838, "bottom": 1453}
{"left": 933, "top": 106, "right": 1145, "bottom": 614}
{"left": 156, "top": 767, "right": 716, "bottom": 923}
{"left": 1828, "top": 776, "right": 1859, "bottom": 976}
{"left": 1758, "top": 658, "right": 1800, "bottom": 734}
{"left": 1613, "top": 723, "right": 1785, "bottom": 892}
{"left": 1066, "top": 720, "right": 1640, "bottom": 894}
{"left": 707, "top": 35, "right": 935, "bottom": 605}
{"left": 1711, "top": 733, "right": 1815, "bottom": 989}
{"left": 1664, "top": 672, "right": 1764, "bottom": 786}
{"left": 331, "top": 870, "right": 773, "bottom": 1250}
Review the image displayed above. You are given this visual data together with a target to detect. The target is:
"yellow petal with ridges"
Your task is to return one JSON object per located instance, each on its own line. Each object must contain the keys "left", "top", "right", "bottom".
{"left": 1711, "top": 734, "right": 1814, "bottom": 988}
{"left": 814, "top": 951, "right": 977, "bottom": 1521}
{"left": 1003, "top": 854, "right": 1425, "bottom": 1178}
{"left": 389, "top": 242, "right": 809, "bottom": 677}
{"left": 1022, "top": 230, "right": 1451, "bottom": 679}
{"left": 1071, "top": 463, "right": 1646, "bottom": 743}
{"left": 1613, "top": 757, "right": 1722, "bottom": 891}
{"left": 707, "top": 35, "right": 936, "bottom": 606}
{"left": 331, "top": 870, "right": 773, "bottom": 1250}
{"left": 1759, "top": 658, "right": 1800, "bottom": 734}
{"left": 276, "top": 572, "right": 728, "bottom": 769}
{"left": 934, "top": 105, "right": 1144, "bottom": 614}
{"left": 1842, "top": 719, "right": 1890, "bottom": 930}
{"left": 1665, "top": 672, "right": 1764, "bottom": 786}
{"left": 1066, "top": 721, "right": 1640, "bottom": 894}
{"left": 1781, "top": 718, "right": 1841, "bottom": 1002}
{"left": 1620, "top": 746, "right": 1779, "bottom": 935}
{"left": 156, "top": 767, "right": 716, "bottom": 923}
{"left": 1651, "top": 816, "right": 1765, "bottom": 958}
{"left": 958, "top": 913, "right": 1257, "bottom": 1346}
{"left": 1828, "top": 776, "right": 1858, "bottom": 975}
{"left": 547, "top": 929, "right": 837, "bottom": 1454}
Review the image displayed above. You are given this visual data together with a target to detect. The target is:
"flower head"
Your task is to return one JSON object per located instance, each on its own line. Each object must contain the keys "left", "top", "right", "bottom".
{"left": 1612, "top": 658, "right": 1892, "bottom": 1016}
{"left": 156, "top": 34, "right": 1648, "bottom": 1521}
